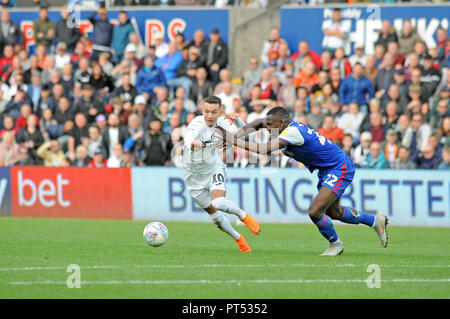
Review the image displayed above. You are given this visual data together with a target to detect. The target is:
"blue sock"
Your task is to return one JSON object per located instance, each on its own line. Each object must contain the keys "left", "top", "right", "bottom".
{"left": 314, "top": 215, "right": 339, "bottom": 243}
{"left": 340, "top": 206, "right": 375, "bottom": 227}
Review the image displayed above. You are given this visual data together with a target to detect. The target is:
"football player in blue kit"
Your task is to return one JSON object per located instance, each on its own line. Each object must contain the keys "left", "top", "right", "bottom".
{"left": 218, "top": 107, "right": 388, "bottom": 256}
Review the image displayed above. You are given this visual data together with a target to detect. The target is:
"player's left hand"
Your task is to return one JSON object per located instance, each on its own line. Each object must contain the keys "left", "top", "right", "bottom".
{"left": 226, "top": 112, "right": 239, "bottom": 123}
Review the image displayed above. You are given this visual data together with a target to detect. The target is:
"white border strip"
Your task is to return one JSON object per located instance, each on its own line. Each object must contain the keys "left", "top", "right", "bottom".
{"left": 1, "top": 263, "right": 449, "bottom": 272}
{"left": 8, "top": 278, "right": 450, "bottom": 286}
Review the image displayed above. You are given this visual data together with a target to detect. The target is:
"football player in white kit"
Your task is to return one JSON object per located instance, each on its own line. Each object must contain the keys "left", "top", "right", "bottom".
{"left": 182, "top": 95, "right": 260, "bottom": 253}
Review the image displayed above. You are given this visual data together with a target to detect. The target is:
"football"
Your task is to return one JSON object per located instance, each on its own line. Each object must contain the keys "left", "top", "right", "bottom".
{"left": 143, "top": 222, "right": 169, "bottom": 247}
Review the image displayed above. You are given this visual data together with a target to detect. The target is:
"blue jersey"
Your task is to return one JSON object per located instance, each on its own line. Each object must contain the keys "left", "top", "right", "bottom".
{"left": 278, "top": 121, "right": 350, "bottom": 172}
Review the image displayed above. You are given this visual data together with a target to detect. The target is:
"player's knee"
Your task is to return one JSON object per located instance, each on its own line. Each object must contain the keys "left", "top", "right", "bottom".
{"left": 308, "top": 204, "right": 323, "bottom": 222}
{"left": 211, "top": 197, "right": 228, "bottom": 212}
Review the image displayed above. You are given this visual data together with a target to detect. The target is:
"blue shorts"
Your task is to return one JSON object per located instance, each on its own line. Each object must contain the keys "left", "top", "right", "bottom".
{"left": 317, "top": 159, "right": 355, "bottom": 200}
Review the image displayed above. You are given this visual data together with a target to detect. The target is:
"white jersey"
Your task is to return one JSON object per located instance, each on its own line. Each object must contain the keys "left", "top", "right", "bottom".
{"left": 182, "top": 115, "right": 244, "bottom": 174}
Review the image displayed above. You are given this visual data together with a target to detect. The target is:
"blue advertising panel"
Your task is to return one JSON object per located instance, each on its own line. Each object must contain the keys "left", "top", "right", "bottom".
{"left": 132, "top": 167, "right": 450, "bottom": 227}
{"left": 0, "top": 167, "right": 12, "bottom": 217}
{"left": 280, "top": 5, "right": 450, "bottom": 55}
{"left": 9, "top": 8, "right": 229, "bottom": 51}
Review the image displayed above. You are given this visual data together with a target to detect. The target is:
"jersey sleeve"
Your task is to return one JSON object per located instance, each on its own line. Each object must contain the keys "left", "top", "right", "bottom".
{"left": 183, "top": 118, "right": 203, "bottom": 148}
{"left": 278, "top": 126, "right": 305, "bottom": 146}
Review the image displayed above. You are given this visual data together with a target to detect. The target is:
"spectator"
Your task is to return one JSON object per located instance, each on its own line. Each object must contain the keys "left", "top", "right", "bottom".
{"left": 438, "top": 146, "right": 450, "bottom": 170}
{"left": 168, "top": 98, "right": 188, "bottom": 125}
{"left": 319, "top": 50, "right": 332, "bottom": 73}
{"left": 55, "top": 42, "right": 71, "bottom": 70}
{"left": 14, "top": 146, "right": 36, "bottom": 166}
{"left": 413, "top": 144, "right": 441, "bottom": 169}
{"left": 392, "top": 146, "right": 417, "bottom": 169}
{"left": 170, "top": 46, "right": 204, "bottom": 98}
{"left": 240, "top": 56, "right": 262, "bottom": 98}
{"left": 16, "top": 114, "right": 43, "bottom": 155}
{"left": 291, "top": 40, "right": 321, "bottom": 73}
{"left": 33, "top": 5, "right": 55, "bottom": 49}
{"left": 420, "top": 53, "right": 441, "bottom": 101}
{"left": 5, "top": 88, "right": 33, "bottom": 120}
{"left": 27, "top": 71, "right": 43, "bottom": 110}
{"left": 384, "top": 101, "right": 400, "bottom": 132}
{"left": 413, "top": 40, "right": 428, "bottom": 66}
{"left": 381, "top": 128, "right": 401, "bottom": 167}
{"left": 306, "top": 101, "right": 325, "bottom": 131}
{"left": 431, "top": 99, "right": 449, "bottom": 133}
{"left": 364, "top": 55, "right": 378, "bottom": 81}
{"left": 136, "top": 56, "right": 166, "bottom": 97}
{"left": 137, "top": 119, "right": 172, "bottom": 166}
{"left": 101, "top": 112, "right": 130, "bottom": 159}
{"left": 375, "top": 20, "right": 398, "bottom": 50}
{"left": 88, "top": 6, "right": 114, "bottom": 61}
{"left": 204, "top": 28, "right": 228, "bottom": 85}
{"left": 373, "top": 53, "right": 395, "bottom": 100}
{"left": 383, "top": 84, "right": 407, "bottom": 114}
{"left": 339, "top": 62, "right": 374, "bottom": 109}
{"left": 368, "top": 112, "right": 386, "bottom": 143}
{"left": 111, "top": 10, "right": 134, "bottom": 64}
{"left": 294, "top": 61, "right": 318, "bottom": 93}
{"left": 112, "top": 73, "right": 138, "bottom": 105}
{"left": 398, "top": 19, "right": 422, "bottom": 57}
{"left": 86, "top": 124, "right": 103, "bottom": 158}
{"left": 214, "top": 69, "right": 238, "bottom": 96}
{"left": 260, "top": 27, "right": 283, "bottom": 66}
{"left": 189, "top": 66, "right": 214, "bottom": 105}
{"left": 329, "top": 67, "right": 342, "bottom": 95}
{"left": 169, "top": 86, "right": 196, "bottom": 113}
{"left": 362, "top": 141, "right": 390, "bottom": 169}
{"left": 217, "top": 81, "right": 240, "bottom": 114}
{"left": 436, "top": 28, "right": 448, "bottom": 69}
{"left": 392, "top": 68, "right": 409, "bottom": 100}
{"left": 321, "top": 8, "right": 349, "bottom": 55}
{"left": 36, "top": 139, "right": 66, "bottom": 167}
{"left": 277, "top": 71, "right": 296, "bottom": 110}
{"left": 336, "top": 101, "right": 364, "bottom": 139}
{"left": 402, "top": 113, "right": 432, "bottom": 157}
{"left": 353, "top": 131, "right": 372, "bottom": 167}
{"left": 71, "top": 144, "right": 90, "bottom": 167}
{"left": 0, "top": 130, "right": 19, "bottom": 166}
{"left": 0, "top": 10, "right": 22, "bottom": 54}
{"left": 437, "top": 115, "right": 450, "bottom": 146}
{"left": 386, "top": 41, "right": 405, "bottom": 67}
{"left": 341, "top": 133, "right": 355, "bottom": 158}
{"left": 89, "top": 60, "right": 114, "bottom": 95}
{"left": 155, "top": 41, "right": 183, "bottom": 83}
{"left": 154, "top": 34, "right": 169, "bottom": 59}
{"left": 317, "top": 115, "right": 344, "bottom": 145}
{"left": 128, "top": 33, "right": 145, "bottom": 60}
{"left": 330, "top": 47, "right": 352, "bottom": 78}
{"left": 349, "top": 44, "right": 367, "bottom": 67}
{"left": 55, "top": 5, "right": 81, "bottom": 52}
{"left": 74, "top": 83, "right": 104, "bottom": 123}
{"left": 89, "top": 147, "right": 107, "bottom": 167}
{"left": 67, "top": 113, "right": 89, "bottom": 161}
{"left": 107, "top": 143, "right": 123, "bottom": 168}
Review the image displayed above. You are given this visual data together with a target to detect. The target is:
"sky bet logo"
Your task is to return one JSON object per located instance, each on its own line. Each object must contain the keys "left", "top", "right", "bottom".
{"left": 17, "top": 171, "right": 70, "bottom": 208}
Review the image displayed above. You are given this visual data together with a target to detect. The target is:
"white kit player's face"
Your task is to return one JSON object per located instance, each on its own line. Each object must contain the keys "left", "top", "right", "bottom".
{"left": 202, "top": 102, "right": 221, "bottom": 127}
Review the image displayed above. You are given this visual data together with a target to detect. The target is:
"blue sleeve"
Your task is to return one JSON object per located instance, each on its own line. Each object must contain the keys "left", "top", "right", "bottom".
{"left": 123, "top": 136, "right": 136, "bottom": 150}
{"left": 366, "top": 78, "right": 375, "bottom": 99}
{"left": 339, "top": 78, "right": 347, "bottom": 105}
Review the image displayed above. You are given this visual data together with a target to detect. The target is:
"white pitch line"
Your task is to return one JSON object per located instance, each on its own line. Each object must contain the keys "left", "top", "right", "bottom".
{"left": 0, "top": 264, "right": 449, "bottom": 272}
{"left": 8, "top": 278, "right": 450, "bottom": 286}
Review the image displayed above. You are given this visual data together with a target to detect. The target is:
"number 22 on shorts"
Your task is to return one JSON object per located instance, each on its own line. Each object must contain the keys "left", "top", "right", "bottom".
{"left": 324, "top": 174, "right": 338, "bottom": 187}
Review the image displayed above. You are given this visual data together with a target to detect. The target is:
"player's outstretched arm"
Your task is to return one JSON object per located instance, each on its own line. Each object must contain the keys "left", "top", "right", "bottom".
{"left": 235, "top": 137, "right": 289, "bottom": 156}
{"left": 235, "top": 119, "right": 266, "bottom": 138}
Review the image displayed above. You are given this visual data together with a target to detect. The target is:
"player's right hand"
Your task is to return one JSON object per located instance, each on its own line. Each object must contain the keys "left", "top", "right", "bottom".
{"left": 191, "top": 140, "right": 205, "bottom": 151}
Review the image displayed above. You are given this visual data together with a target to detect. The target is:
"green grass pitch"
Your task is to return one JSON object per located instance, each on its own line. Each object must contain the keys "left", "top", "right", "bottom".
{"left": 0, "top": 217, "right": 449, "bottom": 299}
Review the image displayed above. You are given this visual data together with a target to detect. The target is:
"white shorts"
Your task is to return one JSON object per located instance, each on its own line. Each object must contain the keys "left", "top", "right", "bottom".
{"left": 184, "top": 164, "right": 227, "bottom": 209}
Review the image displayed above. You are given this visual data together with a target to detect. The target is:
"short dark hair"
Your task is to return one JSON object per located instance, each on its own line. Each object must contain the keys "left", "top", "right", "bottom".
{"left": 203, "top": 95, "right": 222, "bottom": 106}
{"left": 267, "top": 106, "right": 291, "bottom": 120}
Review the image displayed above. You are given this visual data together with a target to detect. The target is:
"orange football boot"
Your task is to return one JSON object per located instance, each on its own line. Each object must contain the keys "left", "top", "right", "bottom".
{"left": 236, "top": 235, "right": 252, "bottom": 253}
{"left": 242, "top": 213, "right": 261, "bottom": 235}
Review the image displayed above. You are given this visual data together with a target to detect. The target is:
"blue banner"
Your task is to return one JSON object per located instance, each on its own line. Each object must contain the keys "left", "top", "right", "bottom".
{"left": 0, "top": 167, "right": 12, "bottom": 217}
{"left": 280, "top": 5, "right": 450, "bottom": 56}
{"left": 132, "top": 167, "right": 450, "bottom": 227}
{"left": 9, "top": 8, "right": 229, "bottom": 51}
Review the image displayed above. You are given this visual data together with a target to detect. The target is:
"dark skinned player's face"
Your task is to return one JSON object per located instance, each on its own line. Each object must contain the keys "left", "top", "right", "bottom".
{"left": 266, "top": 116, "right": 287, "bottom": 134}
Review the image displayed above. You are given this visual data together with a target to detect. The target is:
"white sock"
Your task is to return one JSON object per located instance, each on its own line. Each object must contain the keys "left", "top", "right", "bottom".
{"left": 211, "top": 197, "right": 247, "bottom": 220}
{"left": 209, "top": 212, "right": 241, "bottom": 240}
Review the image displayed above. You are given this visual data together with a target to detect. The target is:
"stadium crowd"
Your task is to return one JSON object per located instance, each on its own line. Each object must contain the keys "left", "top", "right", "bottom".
{"left": 0, "top": 5, "right": 448, "bottom": 169}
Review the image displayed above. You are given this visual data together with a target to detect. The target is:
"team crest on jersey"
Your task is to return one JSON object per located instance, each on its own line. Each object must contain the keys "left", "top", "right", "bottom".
{"left": 281, "top": 130, "right": 288, "bottom": 136}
